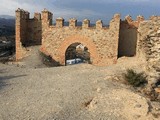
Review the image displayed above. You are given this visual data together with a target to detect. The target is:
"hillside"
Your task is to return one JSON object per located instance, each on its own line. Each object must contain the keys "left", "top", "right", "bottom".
{"left": 0, "top": 16, "right": 15, "bottom": 36}
{"left": 0, "top": 15, "right": 15, "bottom": 59}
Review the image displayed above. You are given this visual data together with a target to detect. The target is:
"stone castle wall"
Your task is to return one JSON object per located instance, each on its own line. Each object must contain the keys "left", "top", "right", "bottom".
{"left": 15, "top": 8, "right": 120, "bottom": 66}
{"left": 40, "top": 9, "right": 120, "bottom": 66}
{"left": 15, "top": 8, "right": 160, "bottom": 71}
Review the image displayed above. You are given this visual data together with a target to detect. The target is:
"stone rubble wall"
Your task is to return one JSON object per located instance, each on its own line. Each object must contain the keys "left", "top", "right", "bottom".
{"left": 137, "top": 16, "right": 160, "bottom": 84}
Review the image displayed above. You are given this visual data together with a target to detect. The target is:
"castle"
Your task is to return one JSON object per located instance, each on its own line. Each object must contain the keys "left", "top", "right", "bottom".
{"left": 15, "top": 8, "right": 160, "bottom": 77}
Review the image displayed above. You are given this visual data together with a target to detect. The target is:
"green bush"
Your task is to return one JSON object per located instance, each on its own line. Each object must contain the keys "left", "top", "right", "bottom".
{"left": 124, "top": 69, "right": 147, "bottom": 87}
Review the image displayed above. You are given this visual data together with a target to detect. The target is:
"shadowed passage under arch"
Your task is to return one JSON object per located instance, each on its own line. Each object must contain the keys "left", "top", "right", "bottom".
{"left": 57, "top": 35, "right": 99, "bottom": 66}
{"left": 65, "top": 42, "right": 91, "bottom": 65}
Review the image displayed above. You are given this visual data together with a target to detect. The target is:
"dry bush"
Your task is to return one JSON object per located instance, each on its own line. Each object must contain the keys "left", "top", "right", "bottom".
{"left": 124, "top": 69, "right": 147, "bottom": 87}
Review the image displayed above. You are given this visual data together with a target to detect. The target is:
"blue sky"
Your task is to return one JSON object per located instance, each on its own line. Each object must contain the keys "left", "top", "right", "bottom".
{"left": 0, "top": 0, "right": 160, "bottom": 24}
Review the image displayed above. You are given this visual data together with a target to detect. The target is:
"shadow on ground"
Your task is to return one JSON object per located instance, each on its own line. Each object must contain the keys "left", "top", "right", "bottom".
{"left": 0, "top": 69, "right": 26, "bottom": 90}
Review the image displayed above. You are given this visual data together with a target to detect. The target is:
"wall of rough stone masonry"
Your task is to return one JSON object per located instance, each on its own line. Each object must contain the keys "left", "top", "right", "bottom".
{"left": 41, "top": 9, "right": 53, "bottom": 45}
{"left": 26, "top": 13, "right": 42, "bottom": 45}
{"left": 118, "top": 15, "right": 144, "bottom": 57}
{"left": 15, "top": 8, "right": 42, "bottom": 60}
{"left": 137, "top": 16, "right": 160, "bottom": 84}
{"left": 40, "top": 9, "right": 120, "bottom": 66}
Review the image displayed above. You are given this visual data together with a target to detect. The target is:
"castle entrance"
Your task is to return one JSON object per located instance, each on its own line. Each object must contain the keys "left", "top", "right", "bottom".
{"left": 65, "top": 42, "right": 90, "bottom": 65}
{"left": 57, "top": 35, "right": 99, "bottom": 66}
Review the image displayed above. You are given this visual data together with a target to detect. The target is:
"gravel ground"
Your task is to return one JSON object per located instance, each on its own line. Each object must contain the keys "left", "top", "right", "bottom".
{"left": 0, "top": 46, "right": 158, "bottom": 120}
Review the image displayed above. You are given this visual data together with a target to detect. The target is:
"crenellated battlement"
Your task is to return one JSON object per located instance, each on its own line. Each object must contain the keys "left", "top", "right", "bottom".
{"left": 16, "top": 8, "right": 42, "bottom": 21}
{"left": 124, "top": 15, "right": 145, "bottom": 23}
{"left": 16, "top": 8, "right": 30, "bottom": 20}
{"left": 15, "top": 8, "right": 160, "bottom": 35}
{"left": 40, "top": 9, "right": 120, "bottom": 30}
{"left": 56, "top": 17, "right": 64, "bottom": 28}
{"left": 150, "top": 15, "right": 160, "bottom": 21}
{"left": 125, "top": 15, "right": 133, "bottom": 22}
{"left": 17, "top": 8, "right": 158, "bottom": 31}
{"left": 121, "top": 15, "right": 145, "bottom": 28}
{"left": 16, "top": 8, "right": 121, "bottom": 31}
{"left": 69, "top": 18, "right": 77, "bottom": 28}
{"left": 136, "top": 15, "right": 145, "bottom": 22}
{"left": 50, "top": 18, "right": 106, "bottom": 29}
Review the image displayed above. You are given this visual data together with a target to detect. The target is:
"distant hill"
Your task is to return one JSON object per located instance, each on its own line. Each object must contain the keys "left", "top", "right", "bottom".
{"left": 54, "top": 21, "right": 96, "bottom": 27}
{"left": 0, "top": 15, "right": 15, "bottom": 58}
{"left": 0, "top": 18, "right": 15, "bottom": 27}
{"left": 0, "top": 15, "right": 15, "bottom": 19}
{"left": 0, "top": 16, "right": 15, "bottom": 36}
{"left": 61, "top": 21, "right": 108, "bottom": 27}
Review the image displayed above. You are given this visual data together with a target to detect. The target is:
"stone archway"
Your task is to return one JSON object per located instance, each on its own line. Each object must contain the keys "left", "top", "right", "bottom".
{"left": 65, "top": 42, "right": 91, "bottom": 65}
{"left": 57, "top": 35, "right": 99, "bottom": 65}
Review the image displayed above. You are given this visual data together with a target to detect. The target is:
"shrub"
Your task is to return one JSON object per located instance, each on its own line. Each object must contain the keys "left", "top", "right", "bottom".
{"left": 124, "top": 69, "right": 147, "bottom": 87}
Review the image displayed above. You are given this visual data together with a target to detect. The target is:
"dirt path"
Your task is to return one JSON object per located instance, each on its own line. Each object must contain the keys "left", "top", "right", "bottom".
{"left": 0, "top": 62, "right": 157, "bottom": 120}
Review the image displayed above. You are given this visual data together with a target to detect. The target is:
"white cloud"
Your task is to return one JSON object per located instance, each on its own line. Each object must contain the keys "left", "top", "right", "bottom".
{"left": 0, "top": 0, "right": 159, "bottom": 15}
{"left": 0, "top": 0, "right": 105, "bottom": 20}
{"left": 0, "top": 0, "right": 57, "bottom": 15}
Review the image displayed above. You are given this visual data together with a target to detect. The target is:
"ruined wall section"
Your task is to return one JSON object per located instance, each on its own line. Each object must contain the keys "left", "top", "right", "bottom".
{"left": 15, "top": 8, "right": 42, "bottom": 60}
{"left": 137, "top": 16, "right": 160, "bottom": 84}
{"left": 108, "top": 14, "right": 121, "bottom": 64}
{"left": 118, "top": 15, "right": 144, "bottom": 57}
{"left": 27, "top": 13, "right": 42, "bottom": 45}
{"left": 41, "top": 10, "right": 120, "bottom": 66}
{"left": 15, "top": 8, "right": 29, "bottom": 60}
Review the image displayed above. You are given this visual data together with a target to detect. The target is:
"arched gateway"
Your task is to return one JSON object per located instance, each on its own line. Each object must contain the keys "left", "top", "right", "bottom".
{"left": 57, "top": 35, "right": 99, "bottom": 65}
